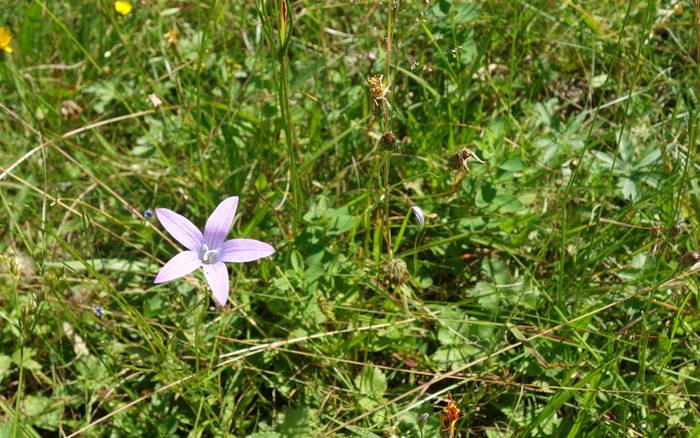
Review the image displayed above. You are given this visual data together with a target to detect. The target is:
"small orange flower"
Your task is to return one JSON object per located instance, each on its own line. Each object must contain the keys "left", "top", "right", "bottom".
{"left": 439, "top": 393, "right": 461, "bottom": 437}
{"left": 0, "top": 26, "right": 13, "bottom": 53}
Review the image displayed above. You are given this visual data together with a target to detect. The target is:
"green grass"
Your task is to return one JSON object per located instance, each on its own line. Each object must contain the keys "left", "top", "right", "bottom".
{"left": 1, "top": 0, "right": 699, "bottom": 436}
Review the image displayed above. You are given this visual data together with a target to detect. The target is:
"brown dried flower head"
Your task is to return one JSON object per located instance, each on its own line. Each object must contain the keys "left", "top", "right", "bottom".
{"left": 367, "top": 74, "right": 390, "bottom": 109}
{"left": 382, "top": 258, "right": 408, "bottom": 286}
{"left": 60, "top": 100, "right": 83, "bottom": 120}
{"left": 380, "top": 131, "right": 396, "bottom": 150}
{"left": 450, "top": 146, "right": 486, "bottom": 172}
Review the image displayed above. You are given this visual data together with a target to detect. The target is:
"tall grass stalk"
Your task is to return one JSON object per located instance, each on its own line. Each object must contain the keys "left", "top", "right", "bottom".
{"left": 10, "top": 270, "right": 22, "bottom": 438}
{"left": 257, "top": 0, "right": 302, "bottom": 232}
{"left": 278, "top": 45, "right": 302, "bottom": 229}
{"left": 382, "top": 0, "right": 398, "bottom": 260}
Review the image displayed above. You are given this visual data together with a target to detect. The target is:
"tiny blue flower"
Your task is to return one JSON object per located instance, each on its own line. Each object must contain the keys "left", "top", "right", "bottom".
{"left": 411, "top": 206, "right": 425, "bottom": 226}
{"left": 93, "top": 305, "right": 105, "bottom": 318}
{"left": 144, "top": 209, "right": 154, "bottom": 219}
{"left": 419, "top": 412, "right": 429, "bottom": 423}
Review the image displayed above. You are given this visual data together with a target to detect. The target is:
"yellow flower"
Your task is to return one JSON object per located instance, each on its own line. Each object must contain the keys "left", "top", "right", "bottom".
{"left": 114, "top": 1, "right": 133, "bottom": 16}
{"left": 0, "top": 27, "right": 13, "bottom": 53}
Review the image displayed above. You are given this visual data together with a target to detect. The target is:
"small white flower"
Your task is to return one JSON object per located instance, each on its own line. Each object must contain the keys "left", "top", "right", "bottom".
{"left": 147, "top": 93, "right": 163, "bottom": 108}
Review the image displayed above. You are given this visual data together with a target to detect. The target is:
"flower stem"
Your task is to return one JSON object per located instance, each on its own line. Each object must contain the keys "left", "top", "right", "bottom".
{"left": 254, "top": 0, "right": 302, "bottom": 233}
{"left": 279, "top": 63, "right": 301, "bottom": 223}
{"left": 10, "top": 267, "right": 22, "bottom": 438}
{"left": 383, "top": 150, "right": 392, "bottom": 259}
{"left": 382, "top": 0, "right": 396, "bottom": 260}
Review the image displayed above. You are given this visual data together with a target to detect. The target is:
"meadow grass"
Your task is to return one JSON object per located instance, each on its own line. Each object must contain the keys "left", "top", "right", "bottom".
{"left": 1, "top": 0, "right": 699, "bottom": 436}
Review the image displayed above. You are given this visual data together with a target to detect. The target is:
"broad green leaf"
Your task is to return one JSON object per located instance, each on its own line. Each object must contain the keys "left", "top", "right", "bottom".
{"left": 455, "top": 3, "right": 481, "bottom": 22}
{"left": 0, "top": 355, "right": 11, "bottom": 384}
{"left": 637, "top": 147, "right": 661, "bottom": 168}
{"left": 618, "top": 135, "right": 633, "bottom": 162}
{"left": 355, "top": 367, "right": 387, "bottom": 399}
{"left": 619, "top": 177, "right": 638, "bottom": 201}
{"left": 475, "top": 182, "right": 497, "bottom": 207}
{"left": 432, "top": 344, "right": 481, "bottom": 370}
{"left": 11, "top": 348, "right": 41, "bottom": 372}
{"left": 591, "top": 150, "right": 615, "bottom": 169}
{"left": 22, "top": 395, "right": 61, "bottom": 431}
{"left": 498, "top": 159, "right": 525, "bottom": 172}
{"left": 591, "top": 73, "right": 608, "bottom": 88}
{"left": 277, "top": 408, "right": 319, "bottom": 436}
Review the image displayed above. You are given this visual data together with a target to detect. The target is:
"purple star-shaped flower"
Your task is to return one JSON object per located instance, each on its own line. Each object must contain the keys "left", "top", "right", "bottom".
{"left": 153, "top": 196, "right": 274, "bottom": 306}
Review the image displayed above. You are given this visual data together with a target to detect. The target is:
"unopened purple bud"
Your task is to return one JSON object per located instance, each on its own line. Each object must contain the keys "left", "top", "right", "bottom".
{"left": 419, "top": 412, "right": 429, "bottom": 423}
{"left": 144, "top": 209, "right": 154, "bottom": 219}
{"left": 411, "top": 206, "right": 425, "bottom": 226}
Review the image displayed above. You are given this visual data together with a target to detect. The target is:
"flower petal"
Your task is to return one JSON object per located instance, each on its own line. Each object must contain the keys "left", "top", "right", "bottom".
{"left": 155, "top": 208, "right": 203, "bottom": 252}
{"left": 219, "top": 238, "right": 275, "bottom": 263}
{"left": 203, "top": 262, "right": 229, "bottom": 306}
{"left": 203, "top": 196, "right": 239, "bottom": 250}
{"left": 114, "top": 1, "right": 133, "bottom": 15}
{"left": 154, "top": 251, "right": 202, "bottom": 284}
{"left": 411, "top": 205, "right": 425, "bottom": 226}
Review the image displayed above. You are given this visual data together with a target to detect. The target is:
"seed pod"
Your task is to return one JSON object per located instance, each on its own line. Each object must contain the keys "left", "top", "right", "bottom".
{"left": 679, "top": 251, "right": 700, "bottom": 269}
{"left": 381, "top": 131, "right": 396, "bottom": 150}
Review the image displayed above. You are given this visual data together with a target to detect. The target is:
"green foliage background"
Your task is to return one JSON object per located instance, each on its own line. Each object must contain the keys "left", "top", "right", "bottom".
{"left": 1, "top": 0, "right": 700, "bottom": 436}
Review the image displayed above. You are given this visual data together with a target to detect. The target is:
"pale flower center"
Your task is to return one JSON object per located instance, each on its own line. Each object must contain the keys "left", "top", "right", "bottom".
{"left": 201, "top": 244, "right": 219, "bottom": 264}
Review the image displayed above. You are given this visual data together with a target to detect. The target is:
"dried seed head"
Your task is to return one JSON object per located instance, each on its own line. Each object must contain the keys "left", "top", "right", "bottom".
{"left": 382, "top": 258, "right": 408, "bottom": 286}
{"left": 60, "top": 100, "right": 83, "bottom": 120}
{"left": 381, "top": 131, "right": 396, "bottom": 150}
{"left": 450, "top": 146, "right": 486, "bottom": 172}
{"left": 0, "top": 254, "right": 15, "bottom": 281}
{"left": 367, "top": 75, "right": 388, "bottom": 99}
{"left": 43, "top": 271, "right": 60, "bottom": 290}
{"left": 367, "top": 74, "right": 391, "bottom": 112}
{"left": 2, "top": 251, "right": 35, "bottom": 281}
